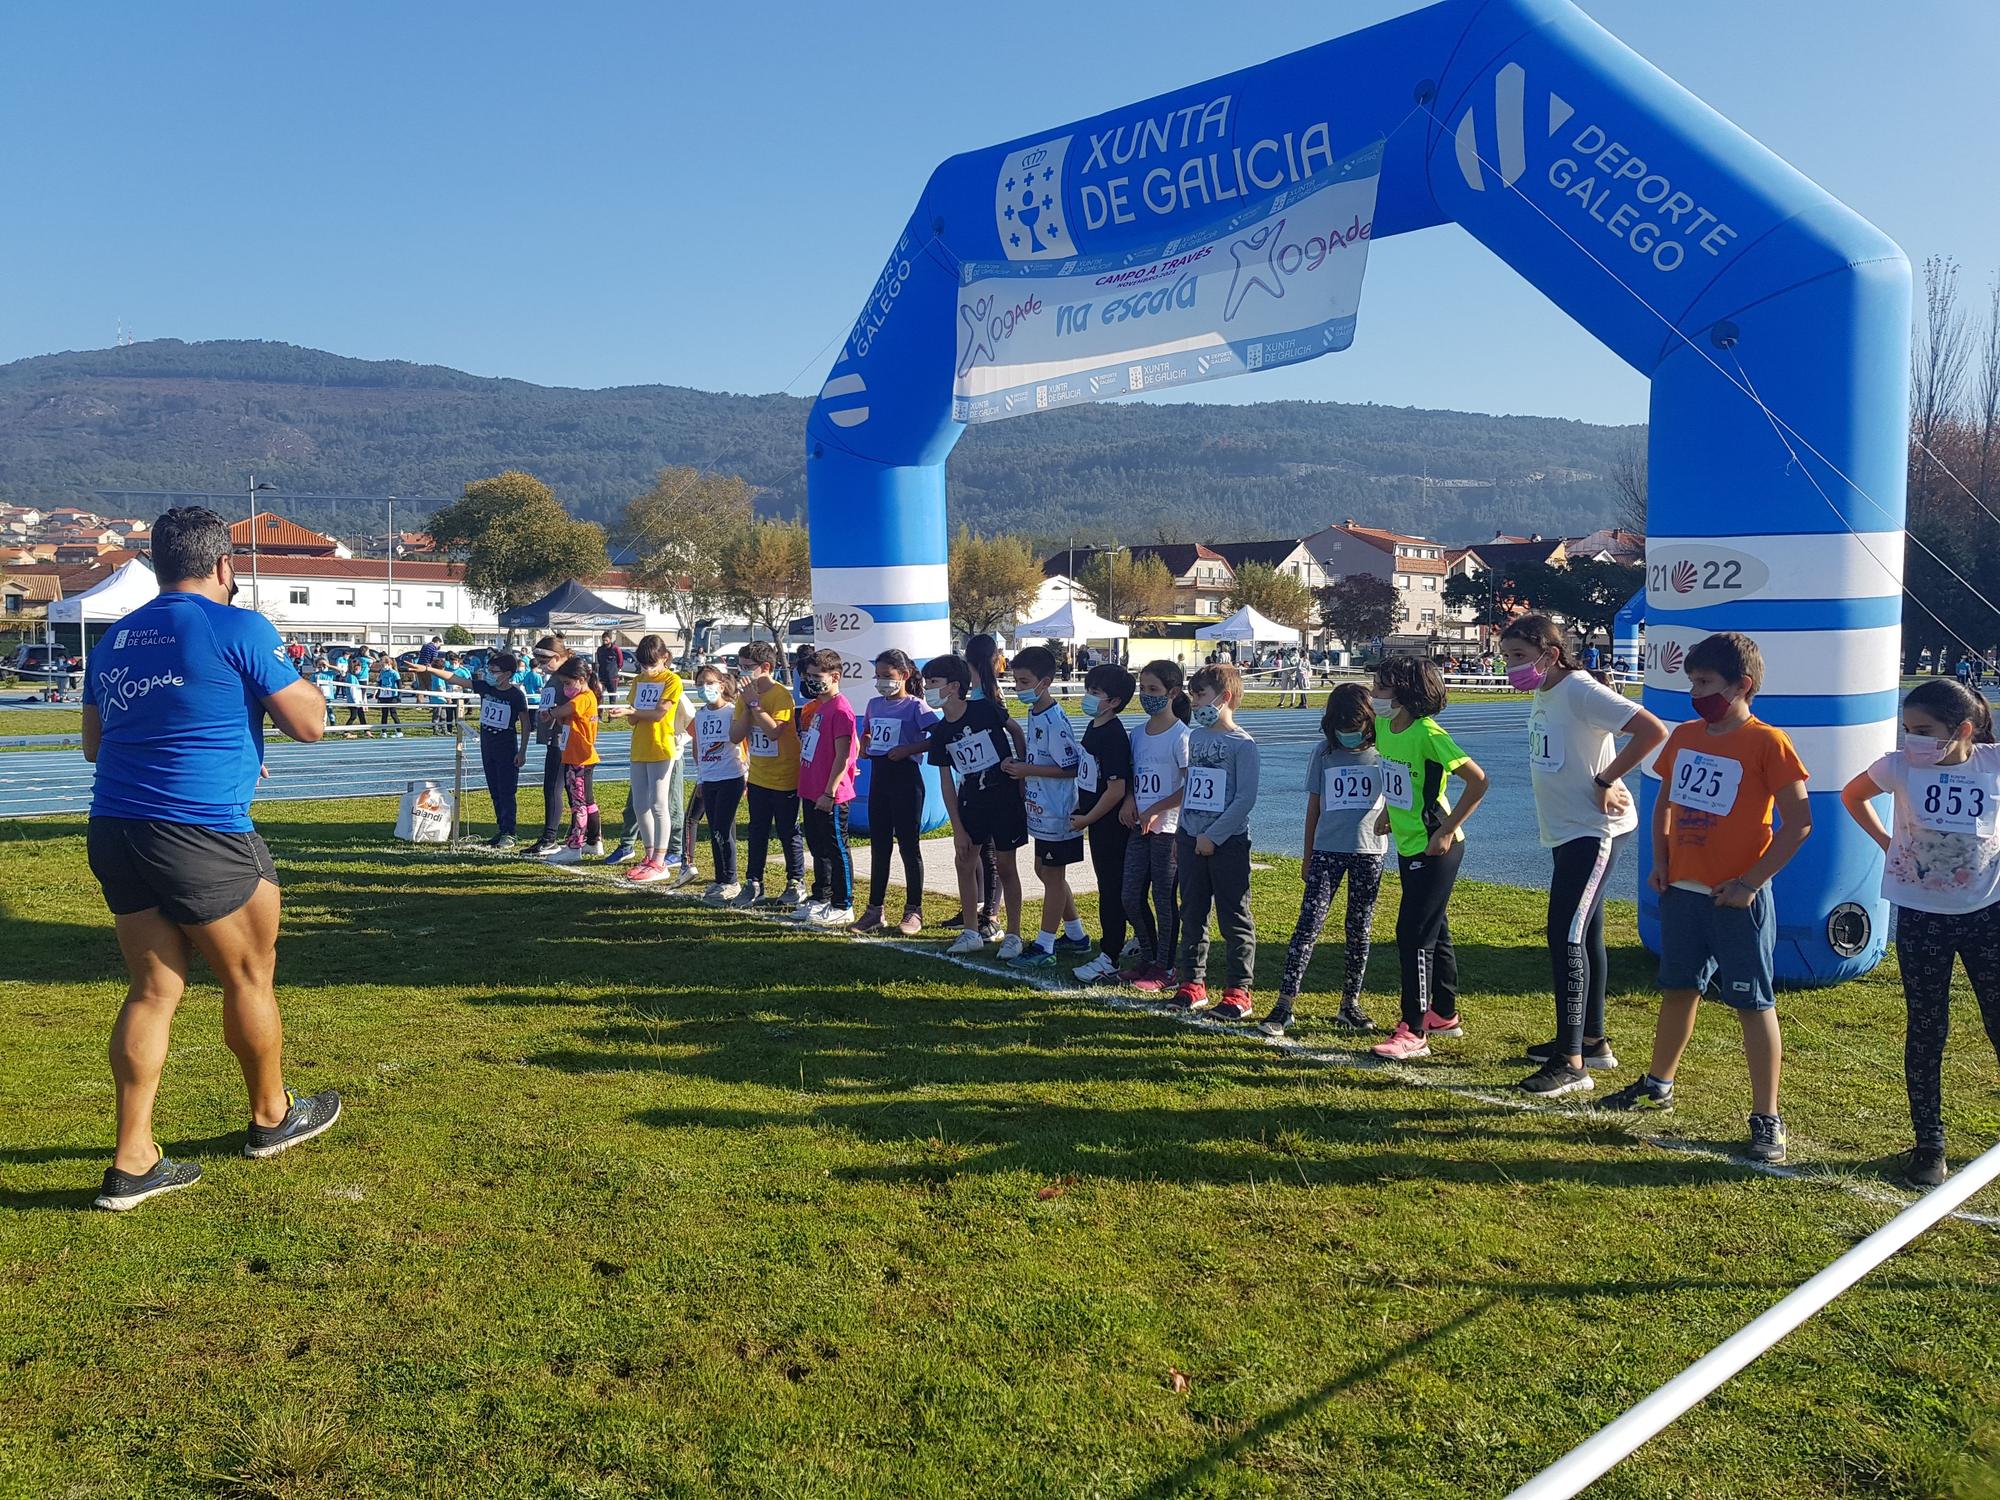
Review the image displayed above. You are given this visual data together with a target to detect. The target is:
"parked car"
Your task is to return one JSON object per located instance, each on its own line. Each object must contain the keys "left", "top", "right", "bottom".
{"left": 9, "top": 643, "right": 83, "bottom": 693}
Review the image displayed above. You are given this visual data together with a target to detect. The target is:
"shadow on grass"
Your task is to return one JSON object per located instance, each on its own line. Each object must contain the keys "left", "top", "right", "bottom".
{"left": 1134, "top": 1296, "right": 1500, "bottom": 1499}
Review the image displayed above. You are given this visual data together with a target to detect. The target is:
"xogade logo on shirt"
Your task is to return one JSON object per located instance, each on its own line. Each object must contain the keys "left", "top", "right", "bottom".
{"left": 96, "top": 665, "right": 186, "bottom": 718}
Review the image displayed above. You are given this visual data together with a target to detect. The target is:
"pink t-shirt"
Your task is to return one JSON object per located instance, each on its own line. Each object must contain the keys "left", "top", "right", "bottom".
{"left": 797, "top": 694, "right": 859, "bottom": 804}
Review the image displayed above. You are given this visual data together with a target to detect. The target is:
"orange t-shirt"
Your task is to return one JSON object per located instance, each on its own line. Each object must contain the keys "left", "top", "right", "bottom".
{"left": 1656, "top": 716, "right": 1808, "bottom": 890}
{"left": 560, "top": 687, "right": 600, "bottom": 767}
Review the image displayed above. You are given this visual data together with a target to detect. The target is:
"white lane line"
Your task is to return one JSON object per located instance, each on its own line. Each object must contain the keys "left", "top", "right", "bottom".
{"left": 437, "top": 840, "right": 1997, "bottom": 1231}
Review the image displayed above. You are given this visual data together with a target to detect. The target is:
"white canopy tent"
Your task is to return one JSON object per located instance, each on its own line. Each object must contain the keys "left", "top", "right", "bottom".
{"left": 1013, "top": 596, "right": 1130, "bottom": 642}
{"left": 46, "top": 557, "right": 157, "bottom": 698}
{"left": 1196, "top": 604, "right": 1300, "bottom": 645}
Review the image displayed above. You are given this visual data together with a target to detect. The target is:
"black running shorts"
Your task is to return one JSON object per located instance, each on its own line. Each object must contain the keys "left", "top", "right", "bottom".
{"left": 87, "top": 817, "right": 278, "bottom": 927}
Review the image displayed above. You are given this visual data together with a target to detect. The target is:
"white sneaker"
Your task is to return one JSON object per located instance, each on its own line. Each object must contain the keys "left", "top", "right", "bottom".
{"left": 996, "top": 934, "right": 1024, "bottom": 960}
{"left": 581, "top": 841, "right": 605, "bottom": 858}
{"left": 946, "top": 930, "right": 986, "bottom": 955}
{"left": 813, "top": 906, "right": 854, "bottom": 928}
{"left": 716, "top": 883, "right": 742, "bottom": 902}
{"left": 795, "top": 900, "right": 829, "bottom": 923}
{"left": 545, "top": 846, "right": 584, "bottom": 865}
{"left": 1073, "top": 953, "right": 1118, "bottom": 983}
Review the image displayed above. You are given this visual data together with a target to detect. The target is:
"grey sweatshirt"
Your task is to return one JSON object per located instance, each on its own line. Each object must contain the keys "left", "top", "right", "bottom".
{"left": 1179, "top": 724, "right": 1259, "bottom": 843}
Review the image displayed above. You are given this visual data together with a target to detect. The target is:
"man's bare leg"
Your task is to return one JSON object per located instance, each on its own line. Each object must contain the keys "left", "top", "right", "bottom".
{"left": 183, "top": 880, "right": 290, "bottom": 1128}
{"left": 109, "top": 908, "right": 191, "bottom": 1175}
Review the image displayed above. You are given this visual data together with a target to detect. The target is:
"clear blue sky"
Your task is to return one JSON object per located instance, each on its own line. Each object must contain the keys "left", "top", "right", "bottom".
{"left": 2, "top": 0, "right": 1993, "bottom": 426}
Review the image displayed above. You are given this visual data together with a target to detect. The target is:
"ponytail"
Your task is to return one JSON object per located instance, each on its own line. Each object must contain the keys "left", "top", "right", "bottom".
{"left": 1499, "top": 613, "right": 1585, "bottom": 674}
{"left": 966, "top": 633, "right": 1003, "bottom": 702}
{"left": 1906, "top": 677, "right": 1995, "bottom": 744}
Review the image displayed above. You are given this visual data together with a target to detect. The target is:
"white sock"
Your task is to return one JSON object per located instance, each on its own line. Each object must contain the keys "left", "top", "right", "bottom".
{"left": 1064, "top": 918, "right": 1086, "bottom": 941}
{"left": 1037, "top": 929, "right": 1058, "bottom": 950}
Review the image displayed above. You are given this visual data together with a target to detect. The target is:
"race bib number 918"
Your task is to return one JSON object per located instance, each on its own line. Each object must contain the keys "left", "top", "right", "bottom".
{"left": 1381, "top": 761, "right": 1414, "bottom": 811}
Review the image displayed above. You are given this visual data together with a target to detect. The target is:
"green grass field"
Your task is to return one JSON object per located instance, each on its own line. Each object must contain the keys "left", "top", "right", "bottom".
{"left": 1, "top": 793, "right": 1996, "bottom": 1499}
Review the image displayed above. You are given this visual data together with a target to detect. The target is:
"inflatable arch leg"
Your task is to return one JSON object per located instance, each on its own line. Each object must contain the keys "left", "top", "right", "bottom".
{"left": 809, "top": 0, "right": 1908, "bottom": 981}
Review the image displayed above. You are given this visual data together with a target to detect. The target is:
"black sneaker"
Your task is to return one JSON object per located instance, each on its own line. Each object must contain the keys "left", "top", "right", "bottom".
{"left": 1258, "top": 1000, "right": 1295, "bottom": 1038}
{"left": 244, "top": 1088, "right": 343, "bottom": 1159}
{"left": 94, "top": 1152, "right": 201, "bottom": 1212}
{"left": 521, "top": 840, "right": 555, "bottom": 858}
{"left": 1600, "top": 1075, "right": 1674, "bottom": 1112}
{"left": 1333, "top": 1003, "right": 1376, "bottom": 1033}
{"left": 1519, "top": 1060, "right": 1594, "bottom": 1098}
{"left": 1899, "top": 1146, "right": 1948, "bottom": 1187}
{"left": 1524, "top": 1036, "right": 1619, "bottom": 1070}
{"left": 1746, "top": 1113, "right": 1787, "bottom": 1164}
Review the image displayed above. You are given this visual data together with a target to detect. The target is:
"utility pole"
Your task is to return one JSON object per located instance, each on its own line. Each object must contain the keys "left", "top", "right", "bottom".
{"left": 246, "top": 476, "right": 276, "bottom": 613}
{"left": 385, "top": 496, "right": 396, "bottom": 652}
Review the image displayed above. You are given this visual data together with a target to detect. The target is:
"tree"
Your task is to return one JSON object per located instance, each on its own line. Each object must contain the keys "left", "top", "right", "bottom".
{"left": 622, "top": 467, "right": 755, "bottom": 652}
{"left": 948, "top": 528, "right": 1045, "bottom": 638}
{"left": 1316, "top": 574, "right": 1398, "bottom": 653}
{"left": 1550, "top": 558, "right": 1644, "bottom": 644}
{"left": 1610, "top": 427, "right": 1648, "bottom": 537}
{"left": 441, "top": 624, "right": 474, "bottom": 646}
{"left": 720, "top": 518, "right": 813, "bottom": 646}
{"left": 1078, "top": 550, "right": 1176, "bottom": 623}
{"left": 1221, "top": 560, "right": 1314, "bottom": 633}
{"left": 1443, "top": 567, "right": 1507, "bottom": 631}
{"left": 426, "top": 469, "right": 608, "bottom": 611}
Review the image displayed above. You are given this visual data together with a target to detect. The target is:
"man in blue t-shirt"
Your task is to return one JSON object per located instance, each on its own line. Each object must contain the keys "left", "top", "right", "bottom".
{"left": 81, "top": 507, "right": 344, "bottom": 1211}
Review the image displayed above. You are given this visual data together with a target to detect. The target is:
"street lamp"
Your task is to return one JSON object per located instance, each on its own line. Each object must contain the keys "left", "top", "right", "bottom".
{"left": 246, "top": 476, "right": 277, "bottom": 614}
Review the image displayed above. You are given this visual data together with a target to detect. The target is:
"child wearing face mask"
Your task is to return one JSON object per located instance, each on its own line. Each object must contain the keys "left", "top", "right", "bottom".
{"left": 1171, "top": 663, "right": 1260, "bottom": 1019}
{"left": 1266, "top": 683, "right": 1386, "bottom": 1038}
{"left": 688, "top": 665, "right": 747, "bottom": 900}
{"left": 1842, "top": 677, "right": 2000, "bottom": 1188}
{"left": 795, "top": 648, "right": 860, "bottom": 926}
{"left": 1499, "top": 615, "right": 1667, "bottom": 1097}
{"left": 1119, "top": 660, "right": 1191, "bottom": 992}
{"left": 1368, "top": 656, "right": 1489, "bottom": 1061}
{"left": 1602, "top": 632, "right": 1808, "bottom": 1167}
{"left": 858, "top": 649, "right": 937, "bottom": 935}
{"left": 1002, "top": 646, "right": 1093, "bottom": 970}
{"left": 1070, "top": 663, "right": 1136, "bottom": 985}
{"left": 544, "top": 657, "right": 603, "bottom": 862}
{"left": 412, "top": 654, "right": 530, "bottom": 847}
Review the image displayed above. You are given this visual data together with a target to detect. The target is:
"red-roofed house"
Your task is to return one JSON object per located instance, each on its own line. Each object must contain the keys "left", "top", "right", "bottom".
{"left": 230, "top": 512, "right": 351, "bottom": 559}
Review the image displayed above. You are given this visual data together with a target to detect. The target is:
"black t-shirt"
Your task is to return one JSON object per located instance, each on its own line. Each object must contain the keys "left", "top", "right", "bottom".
{"left": 1079, "top": 715, "right": 1135, "bottom": 815}
{"left": 927, "top": 698, "right": 1019, "bottom": 803}
{"left": 470, "top": 678, "right": 530, "bottom": 742}
{"left": 595, "top": 645, "right": 623, "bottom": 688}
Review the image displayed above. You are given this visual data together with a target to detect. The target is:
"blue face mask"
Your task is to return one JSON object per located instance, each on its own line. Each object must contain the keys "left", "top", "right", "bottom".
{"left": 1336, "top": 729, "right": 1366, "bottom": 749}
{"left": 1080, "top": 693, "right": 1102, "bottom": 717}
{"left": 1191, "top": 703, "right": 1221, "bottom": 729}
{"left": 1139, "top": 692, "right": 1169, "bottom": 716}
{"left": 485, "top": 671, "right": 505, "bottom": 688}
{"left": 1014, "top": 688, "right": 1041, "bottom": 706}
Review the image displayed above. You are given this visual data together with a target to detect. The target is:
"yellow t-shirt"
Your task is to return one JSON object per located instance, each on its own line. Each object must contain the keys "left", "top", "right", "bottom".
{"left": 627, "top": 666, "right": 684, "bottom": 764}
{"left": 740, "top": 679, "right": 800, "bottom": 791}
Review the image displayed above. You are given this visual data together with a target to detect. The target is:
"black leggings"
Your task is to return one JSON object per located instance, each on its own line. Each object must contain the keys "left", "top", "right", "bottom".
{"left": 539, "top": 742, "right": 566, "bottom": 843}
{"left": 1396, "top": 837, "right": 1463, "bottom": 1028}
{"left": 700, "top": 777, "right": 745, "bottom": 883}
{"left": 1087, "top": 817, "right": 1131, "bottom": 960}
{"left": 866, "top": 758, "right": 924, "bottom": 911}
{"left": 1896, "top": 903, "right": 2000, "bottom": 1149}
{"left": 745, "top": 782, "right": 804, "bottom": 888}
{"left": 1549, "top": 835, "right": 1619, "bottom": 1055}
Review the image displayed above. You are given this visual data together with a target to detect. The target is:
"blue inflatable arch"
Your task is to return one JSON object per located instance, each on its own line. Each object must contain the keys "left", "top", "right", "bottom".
{"left": 807, "top": 0, "right": 1909, "bottom": 984}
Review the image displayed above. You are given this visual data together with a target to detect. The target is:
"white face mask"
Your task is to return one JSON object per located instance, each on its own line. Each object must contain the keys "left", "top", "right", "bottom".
{"left": 923, "top": 686, "right": 945, "bottom": 709}
{"left": 1369, "top": 694, "right": 1396, "bottom": 718}
{"left": 1901, "top": 732, "right": 1946, "bottom": 766}
{"left": 875, "top": 678, "right": 902, "bottom": 697}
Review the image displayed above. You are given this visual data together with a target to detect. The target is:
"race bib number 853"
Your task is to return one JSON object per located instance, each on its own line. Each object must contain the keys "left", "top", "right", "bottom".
{"left": 1912, "top": 769, "right": 1996, "bottom": 836}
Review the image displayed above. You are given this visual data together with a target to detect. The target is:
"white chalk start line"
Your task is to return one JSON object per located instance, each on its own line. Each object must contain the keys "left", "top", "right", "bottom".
{"left": 428, "top": 838, "right": 1998, "bottom": 1231}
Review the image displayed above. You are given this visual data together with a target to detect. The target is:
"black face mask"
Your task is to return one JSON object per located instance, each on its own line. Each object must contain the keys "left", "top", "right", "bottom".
{"left": 223, "top": 563, "right": 239, "bottom": 603}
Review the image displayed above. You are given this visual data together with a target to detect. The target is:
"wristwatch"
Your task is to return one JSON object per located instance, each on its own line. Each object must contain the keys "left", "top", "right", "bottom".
{"left": 1593, "top": 773, "right": 1618, "bottom": 790}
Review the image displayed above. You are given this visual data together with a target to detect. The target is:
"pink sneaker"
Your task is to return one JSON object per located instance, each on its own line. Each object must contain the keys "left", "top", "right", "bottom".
{"left": 1128, "top": 964, "right": 1170, "bottom": 993}
{"left": 628, "top": 858, "right": 670, "bottom": 884}
{"left": 1422, "top": 1010, "right": 1464, "bottom": 1039}
{"left": 1371, "top": 1023, "right": 1431, "bottom": 1060}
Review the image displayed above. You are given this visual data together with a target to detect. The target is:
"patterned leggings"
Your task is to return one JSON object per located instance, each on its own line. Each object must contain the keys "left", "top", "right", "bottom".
{"left": 1896, "top": 903, "right": 2000, "bottom": 1149}
{"left": 1279, "top": 851, "right": 1384, "bottom": 1004}
{"left": 563, "top": 764, "right": 601, "bottom": 848}
{"left": 1121, "top": 829, "right": 1180, "bottom": 968}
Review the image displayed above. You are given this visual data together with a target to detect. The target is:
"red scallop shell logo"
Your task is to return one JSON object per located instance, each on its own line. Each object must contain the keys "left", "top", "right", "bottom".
{"left": 1669, "top": 560, "right": 1698, "bottom": 593}
{"left": 1662, "top": 642, "right": 1685, "bottom": 676}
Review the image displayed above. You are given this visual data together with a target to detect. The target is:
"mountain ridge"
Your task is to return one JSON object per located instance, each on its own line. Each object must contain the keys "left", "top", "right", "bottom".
{"left": 0, "top": 338, "right": 1638, "bottom": 546}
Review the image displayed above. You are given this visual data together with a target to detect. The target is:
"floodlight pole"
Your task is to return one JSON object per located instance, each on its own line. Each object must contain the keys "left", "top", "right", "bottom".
{"left": 246, "top": 476, "right": 276, "bottom": 614}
